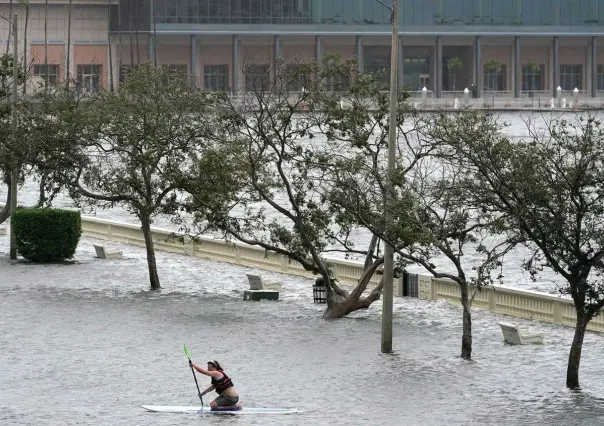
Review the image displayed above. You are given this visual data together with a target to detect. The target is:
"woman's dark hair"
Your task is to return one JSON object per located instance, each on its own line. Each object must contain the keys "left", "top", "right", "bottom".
{"left": 208, "top": 360, "right": 223, "bottom": 371}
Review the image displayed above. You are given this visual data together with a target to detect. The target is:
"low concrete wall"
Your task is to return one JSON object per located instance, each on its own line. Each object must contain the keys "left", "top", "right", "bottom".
{"left": 78, "top": 216, "right": 603, "bottom": 333}
{"left": 79, "top": 216, "right": 398, "bottom": 294}
{"left": 3, "top": 208, "right": 595, "bottom": 333}
{"left": 418, "top": 275, "right": 604, "bottom": 333}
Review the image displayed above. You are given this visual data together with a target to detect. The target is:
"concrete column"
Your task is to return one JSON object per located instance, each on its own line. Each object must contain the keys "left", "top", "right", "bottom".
{"left": 435, "top": 36, "right": 442, "bottom": 98}
{"left": 587, "top": 42, "right": 593, "bottom": 96}
{"left": 315, "top": 35, "right": 323, "bottom": 80}
{"left": 553, "top": 36, "right": 559, "bottom": 95}
{"left": 147, "top": 34, "right": 155, "bottom": 65}
{"left": 232, "top": 35, "right": 239, "bottom": 96}
{"left": 398, "top": 36, "right": 404, "bottom": 87}
{"left": 514, "top": 36, "right": 521, "bottom": 98}
{"left": 592, "top": 36, "right": 598, "bottom": 98}
{"left": 475, "top": 36, "right": 482, "bottom": 98}
{"left": 356, "top": 35, "right": 363, "bottom": 74}
{"left": 190, "top": 35, "right": 197, "bottom": 84}
{"left": 273, "top": 35, "right": 281, "bottom": 82}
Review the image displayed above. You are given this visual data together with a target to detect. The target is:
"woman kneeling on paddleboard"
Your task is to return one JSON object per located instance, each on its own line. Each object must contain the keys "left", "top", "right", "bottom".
{"left": 191, "top": 360, "right": 240, "bottom": 410}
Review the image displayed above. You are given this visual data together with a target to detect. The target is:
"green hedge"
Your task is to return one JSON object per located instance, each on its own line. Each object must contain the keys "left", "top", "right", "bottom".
{"left": 12, "top": 208, "right": 82, "bottom": 262}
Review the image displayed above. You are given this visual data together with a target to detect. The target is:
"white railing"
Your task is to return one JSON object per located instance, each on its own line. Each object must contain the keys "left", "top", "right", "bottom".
{"left": 1, "top": 207, "right": 596, "bottom": 332}
{"left": 76, "top": 215, "right": 602, "bottom": 333}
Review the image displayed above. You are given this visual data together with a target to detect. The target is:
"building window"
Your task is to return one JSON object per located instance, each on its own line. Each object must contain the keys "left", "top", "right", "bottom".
{"left": 77, "top": 64, "right": 102, "bottom": 93}
{"left": 204, "top": 65, "right": 228, "bottom": 92}
{"left": 560, "top": 65, "right": 582, "bottom": 90}
{"left": 522, "top": 64, "right": 545, "bottom": 91}
{"left": 244, "top": 64, "right": 270, "bottom": 92}
{"left": 33, "top": 64, "right": 59, "bottom": 85}
{"left": 597, "top": 65, "right": 604, "bottom": 91}
{"left": 161, "top": 64, "right": 188, "bottom": 85}
{"left": 284, "top": 64, "right": 311, "bottom": 92}
{"left": 483, "top": 64, "right": 506, "bottom": 91}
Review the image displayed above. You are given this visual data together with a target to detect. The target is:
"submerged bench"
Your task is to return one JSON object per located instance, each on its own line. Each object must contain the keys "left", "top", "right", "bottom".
{"left": 243, "top": 272, "right": 282, "bottom": 301}
{"left": 498, "top": 321, "right": 544, "bottom": 345}
{"left": 245, "top": 272, "right": 282, "bottom": 292}
{"left": 93, "top": 244, "right": 123, "bottom": 260}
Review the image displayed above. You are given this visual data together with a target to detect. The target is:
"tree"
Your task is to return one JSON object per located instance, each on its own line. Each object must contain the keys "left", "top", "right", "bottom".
{"left": 183, "top": 58, "right": 389, "bottom": 318}
{"left": 484, "top": 59, "right": 502, "bottom": 93}
{"left": 436, "top": 111, "right": 604, "bottom": 388}
{"left": 58, "top": 64, "right": 222, "bottom": 290}
{"left": 446, "top": 56, "right": 462, "bottom": 92}
{"left": 0, "top": 52, "right": 28, "bottom": 224}
{"left": 397, "top": 111, "right": 521, "bottom": 359}
{"left": 319, "top": 86, "right": 520, "bottom": 359}
{"left": 524, "top": 61, "right": 541, "bottom": 102}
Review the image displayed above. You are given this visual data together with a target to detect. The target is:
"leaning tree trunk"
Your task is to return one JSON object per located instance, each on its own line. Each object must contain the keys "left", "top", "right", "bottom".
{"left": 567, "top": 311, "right": 589, "bottom": 389}
{"left": 140, "top": 214, "right": 161, "bottom": 290}
{"left": 460, "top": 283, "right": 473, "bottom": 360}
{"left": 323, "top": 261, "right": 384, "bottom": 319}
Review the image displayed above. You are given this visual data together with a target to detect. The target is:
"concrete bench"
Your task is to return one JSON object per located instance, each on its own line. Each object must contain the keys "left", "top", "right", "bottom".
{"left": 93, "top": 244, "right": 123, "bottom": 260}
{"left": 243, "top": 290, "right": 279, "bottom": 301}
{"left": 0, "top": 226, "right": 6, "bottom": 236}
{"left": 245, "top": 272, "right": 282, "bottom": 292}
{"left": 498, "top": 321, "right": 544, "bottom": 345}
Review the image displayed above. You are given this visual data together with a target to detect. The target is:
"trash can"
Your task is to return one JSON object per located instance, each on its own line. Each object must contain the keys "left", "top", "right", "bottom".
{"left": 312, "top": 277, "right": 327, "bottom": 304}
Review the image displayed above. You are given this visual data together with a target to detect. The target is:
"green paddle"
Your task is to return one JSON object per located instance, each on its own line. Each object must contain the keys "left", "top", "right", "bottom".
{"left": 183, "top": 344, "right": 204, "bottom": 409}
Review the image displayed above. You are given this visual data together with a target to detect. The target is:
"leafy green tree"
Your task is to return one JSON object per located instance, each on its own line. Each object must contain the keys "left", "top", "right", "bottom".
{"left": 436, "top": 111, "right": 604, "bottom": 388}
{"left": 57, "top": 64, "right": 224, "bottom": 290}
{"left": 446, "top": 56, "right": 462, "bottom": 91}
{"left": 184, "top": 58, "right": 394, "bottom": 318}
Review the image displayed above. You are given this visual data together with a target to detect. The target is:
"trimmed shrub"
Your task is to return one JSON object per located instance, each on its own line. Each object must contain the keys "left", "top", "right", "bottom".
{"left": 12, "top": 208, "right": 82, "bottom": 262}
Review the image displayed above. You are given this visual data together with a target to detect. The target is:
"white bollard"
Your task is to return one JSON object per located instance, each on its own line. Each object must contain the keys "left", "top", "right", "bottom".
{"left": 557, "top": 86, "right": 562, "bottom": 107}
{"left": 550, "top": 98, "right": 555, "bottom": 109}
{"left": 454, "top": 98, "right": 459, "bottom": 109}
{"left": 464, "top": 87, "right": 470, "bottom": 103}
{"left": 562, "top": 98, "right": 567, "bottom": 108}
{"left": 573, "top": 87, "right": 579, "bottom": 107}
{"left": 422, "top": 86, "right": 428, "bottom": 104}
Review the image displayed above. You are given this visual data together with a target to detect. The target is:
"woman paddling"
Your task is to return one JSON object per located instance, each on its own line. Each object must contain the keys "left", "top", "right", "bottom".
{"left": 190, "top": 360, "right": 240, "bottom": 410}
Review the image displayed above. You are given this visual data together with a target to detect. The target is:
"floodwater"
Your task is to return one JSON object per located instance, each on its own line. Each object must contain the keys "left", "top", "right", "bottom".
{"left": 2, "top": 236, "right": 604, "bottom": 425}
{"left": 1, "top": 111, "right": 586, "bottom": 295}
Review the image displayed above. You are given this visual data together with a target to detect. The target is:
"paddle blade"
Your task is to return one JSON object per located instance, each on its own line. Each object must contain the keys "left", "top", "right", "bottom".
{"left": 183, "top": 344, "right": 191, "bottom": 360}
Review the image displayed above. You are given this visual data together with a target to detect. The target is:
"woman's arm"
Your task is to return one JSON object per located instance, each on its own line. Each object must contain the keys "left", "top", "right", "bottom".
{"left": 201, "top": 385, "right": 215, "bottom": 396}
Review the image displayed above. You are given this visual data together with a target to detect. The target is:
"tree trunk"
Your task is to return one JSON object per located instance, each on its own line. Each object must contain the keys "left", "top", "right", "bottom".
{"left": 323, "top": 297, "right": 366, "bottom": 319}
{"left": 0, "top": 182, "right": 11, "bottom": 224}
{"left": 566, "top": 312, "right": 589, "bottom": 389}
{"left": 107, "top": 2, "right": 114, "bottom": 91}
{"left": 140, "top": 215, "right": 161, "bottom": 290}
{"left": 22, "top": 2, "right": 29, "bottom": 96}
{"left": 460, "top": 283, "right": 473, "bottom": 360}
{"left": 66, "top": 0, "right": 72, "bottom": 89}
{"left": 44, "top": 0, "right": 48, "bottom": 88}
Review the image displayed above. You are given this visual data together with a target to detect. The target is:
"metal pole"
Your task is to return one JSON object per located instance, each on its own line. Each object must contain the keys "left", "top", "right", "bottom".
{"left": 10, "top": 13, "right": 18, "bottom": 260}
{"left": 381, "top": 0, "right": 398, "bottom": 354}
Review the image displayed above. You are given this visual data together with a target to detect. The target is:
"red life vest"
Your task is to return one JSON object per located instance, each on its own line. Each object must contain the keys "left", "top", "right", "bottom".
{"left": 211, "top": 371, "right": 234, "bottom": 395}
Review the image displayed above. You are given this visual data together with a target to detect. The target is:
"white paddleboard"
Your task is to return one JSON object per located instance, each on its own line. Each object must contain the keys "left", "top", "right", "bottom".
{"left": 142, "top": 405, "right": 300, "bottom": 415}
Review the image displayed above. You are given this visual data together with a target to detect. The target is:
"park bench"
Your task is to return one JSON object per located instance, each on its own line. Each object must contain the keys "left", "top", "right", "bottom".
{"left": 498, "top": 321, "right": 544, "bottom": 345}
{"left": 0, "top": 226, "right": 6, "bottom": 236}
{"left": 243, "top": 272, "right": 282, "bottom": 301}
{"left": 93, "top": 244, "right": 123, "bottom": 260}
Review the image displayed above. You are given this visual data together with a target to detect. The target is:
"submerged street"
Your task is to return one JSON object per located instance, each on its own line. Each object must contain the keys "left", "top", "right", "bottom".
{"left": 2, "top": 236, "right": 604, "bottom": 425}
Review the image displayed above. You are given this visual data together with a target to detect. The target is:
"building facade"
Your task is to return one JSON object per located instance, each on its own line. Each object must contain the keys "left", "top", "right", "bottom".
{"left": 2, "top": 0, "right": 604, "bottom": 98}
